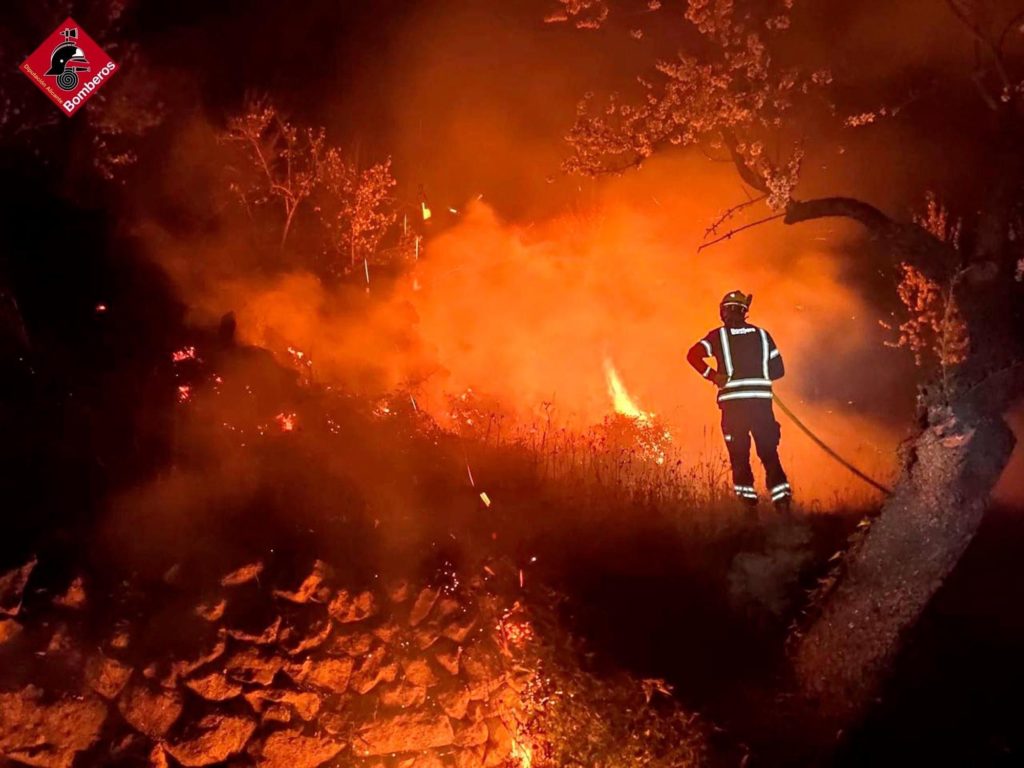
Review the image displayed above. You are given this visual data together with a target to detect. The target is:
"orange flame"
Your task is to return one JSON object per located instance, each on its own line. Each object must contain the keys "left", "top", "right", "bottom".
{"left": 603, "top": 359, "right": 653, "bottom": 424}
{"left": 275, "top": 412, "right": 298, "bottom": 432}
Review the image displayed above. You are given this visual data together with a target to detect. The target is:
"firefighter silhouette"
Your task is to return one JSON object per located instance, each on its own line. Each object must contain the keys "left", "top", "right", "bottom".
{"left": 687, "top": 290, "right": 792, "bottom": 515}
{"left": 45, "top": 27, "right": 90, "bottom": 91}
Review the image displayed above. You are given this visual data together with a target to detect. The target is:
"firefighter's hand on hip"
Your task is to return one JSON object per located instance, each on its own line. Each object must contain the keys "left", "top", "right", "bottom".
{"left": 711, "top": 372, "right": 729, "bottom": 388}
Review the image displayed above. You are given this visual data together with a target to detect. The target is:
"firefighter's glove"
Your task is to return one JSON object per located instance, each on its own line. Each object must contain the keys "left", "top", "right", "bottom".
{"left": 711, "top": 372, "right": 729, "bottom": 388}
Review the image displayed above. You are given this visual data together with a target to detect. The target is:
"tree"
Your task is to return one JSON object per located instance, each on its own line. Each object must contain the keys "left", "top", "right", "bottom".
{"left": 222, "top": 98, "right": 406, "bottom": 280}
{"left": 552, "top": 0, "right": 1024, "bottom": 738}
{"left": 223, "top": 98, "right": 326, "bottom": 249}
{"left": 319, "top": 151, "right": 398, "bottom": 275}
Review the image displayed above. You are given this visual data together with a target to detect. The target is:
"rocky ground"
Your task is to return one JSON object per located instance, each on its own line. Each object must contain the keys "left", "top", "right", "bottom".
{"left": 0, "top": 555, "right": 551, "bottom": 768}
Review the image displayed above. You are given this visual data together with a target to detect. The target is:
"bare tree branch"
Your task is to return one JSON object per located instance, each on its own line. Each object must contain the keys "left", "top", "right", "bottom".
{"left": 697, "top": 212, "right": 785, "bottom": 252}
{"left": 703, "top": 193, "right": 767, "bottom": 239}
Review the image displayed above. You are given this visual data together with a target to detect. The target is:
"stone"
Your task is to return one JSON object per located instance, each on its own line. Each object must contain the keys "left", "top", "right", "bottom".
{"left": 149, "top": 744, "right": 169, "bottom": 768}
{"left": 434, "top": 645, "right": 461, "bottom": 675}
{"left": 483, "top": 718, "right": 512, "bottom": 765}
{"left": 46, "top": 624, "right": 73, "bottom": 654}
{"left": 386, "top": 579, "right": 410, "bottom": 603}
{"left": 0, "top": 686, "right": 107, "bottom": 768}
{"left": 85, "top": 652, "right": 133, "bottom": 699}
{"left": 163, "top": 564, "right": 183, "bottom": 585}
{"left": 320, "top": 710, "right": 355, "bottom": 737}
{"left": 355, "top": 712, "right": 454, "bottom": 756}
{"left": 408, "top": 755, "right": 446, "bottom": 768}
{"left": 327, "top": 631, "right": 375, "bottom": 656}
{"left": 350, "top": 647, "right": 398, "bottom": 695}
{"left": 372, "top": 620, "right": 402, "bottom": 644}
{"left": 408, "top": 587, "right": 439, "bottom": 627}
{"left": 165, "top": 713, "right": 256, "bottom": 766}
{"left": 170, "top": 632, "right": 227, "bottom": 680}
{"left": 53, "top": 576, "right": 86, "bottom": 609}
{"left": 291, "top": 656, "right": 353, "bottom": 694}
{"left": 107, "top": 624, "right": 131, "bottom": 651}
{"left": 437, "top": 687, "right": 471, "bottom": 720}
{"left": 433, "top": 598, "right": 462, "bottom": 621}
{"left": 244, "top": 689, "right": 322, "bottom": 721}
{"left": 413, "top": 625, "right": 441, "bottom": 650}
{"left": 272, "top": 560, "right": 330, "bottom": 604}
{"left": 261, "top": 704, "right": 292, "bottom": 724}
{"left": 279, "top": 617, "right": 332, "bottom": 655}
{"left": 0, "top": 618, "right": 23, "bottom": 646}
{"left": 462, "top": 644, "right": 501, "bottom": 683}
{"left": 453, "top": 720, "right": 488, "bottom": 748}
{"left": 257, "top": 729, "right": 343, "bottom": 768}
{"left": 185, "top": 671, "right": 243, "bottom": 701}
{"left": 442, "top": 614, "right": 477, "bottom": 644}
{"left": 194, "top": 598, "right": 227, "bottom": 622}
{"left": 452, "top": 749, "right": 485, "bottom": 768}
{"left": 225, "top": 647, "right": 283, "bottom": 686}
{"left": 119, "top": 682, "right": 183, "bottom": 738}
{"left": 227, "top": 615, "right": 281, "bottom": 645}
{"left": 328, "top": 589, "right": 376, "bottom": 623}
{"left": 0, "top": 556, "right": 36, "bottom": 616}
{"left": 221, "top": 561, "right": 263, "bottom": 587}
{"left": 378, "top": 681, "right": 427, "bottom": 709}
{"left": 402, "top": 658, "right": 438, "bottom": 688}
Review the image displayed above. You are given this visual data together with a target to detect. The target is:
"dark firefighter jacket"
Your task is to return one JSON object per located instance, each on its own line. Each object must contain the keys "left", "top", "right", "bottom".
{"left": 686, "top": 324, "right": 785, "bottom": 405}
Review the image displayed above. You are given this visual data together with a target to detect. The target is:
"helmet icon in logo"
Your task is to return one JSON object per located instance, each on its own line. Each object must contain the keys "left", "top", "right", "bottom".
{"left": 45, "top": 27, "right": 90, "bottom": 91}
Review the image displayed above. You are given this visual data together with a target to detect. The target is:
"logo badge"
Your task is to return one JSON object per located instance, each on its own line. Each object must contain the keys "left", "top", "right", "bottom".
{"left": 20, "top": 18, "right": 117, "bottom": 117}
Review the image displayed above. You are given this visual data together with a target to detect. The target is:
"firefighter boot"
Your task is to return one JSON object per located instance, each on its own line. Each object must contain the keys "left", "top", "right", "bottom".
{"left": 773, "top": 495, "right": 792, "bottom": 518}
{"left": 741, "top": 495, "right": 759, "bottom": 523}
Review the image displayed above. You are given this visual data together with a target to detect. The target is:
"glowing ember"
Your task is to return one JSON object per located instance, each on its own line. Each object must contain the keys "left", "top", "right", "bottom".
{"left": 480, "top": 491, "right": 492, "bottom": 507}
{"left": 498, "top": 607, "right": 535, "bottom": 648}
{"left": 275, "top": 412, "right": 298, "bottom": 432}
{"left": 603, "top": 358, "right": 653, "bottom": 424}
{"left": 172, "top": 346, "right": 197, "bottom": 363}
{"left": 95, "top": 303, "right": 107, "bottom": 313}
{"left": 177, "top": 385, "right": 192, "bottom": 403}
{"left": 286, "top": 346, "right": 312, "bottom": 368}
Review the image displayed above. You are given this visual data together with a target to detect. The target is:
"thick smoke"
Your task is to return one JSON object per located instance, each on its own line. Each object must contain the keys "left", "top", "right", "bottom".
{"left": 134, "top": 0, "right": 1024, "bottom": 508}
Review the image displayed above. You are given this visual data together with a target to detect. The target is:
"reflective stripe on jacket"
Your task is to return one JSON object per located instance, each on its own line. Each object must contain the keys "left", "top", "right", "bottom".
{"left": 686, "top": 324, "right": 784, "bottom": 404}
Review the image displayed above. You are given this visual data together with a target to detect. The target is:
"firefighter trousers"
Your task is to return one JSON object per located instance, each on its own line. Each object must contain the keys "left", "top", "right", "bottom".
{"left": 720, "top": 399, "right": 791, "bottom": 503}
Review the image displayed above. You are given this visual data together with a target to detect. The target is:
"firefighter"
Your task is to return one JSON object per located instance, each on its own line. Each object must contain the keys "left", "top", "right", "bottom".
{"left": 686, "top": 290, "right": 792, "bottom": 513}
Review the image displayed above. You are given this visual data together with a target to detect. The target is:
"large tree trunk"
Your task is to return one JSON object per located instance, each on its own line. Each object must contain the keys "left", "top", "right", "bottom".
{"left": 781, "top": 181, "right": 1023, "bottom": 737}
{"left": 790, "top": 406, "right": 1014, "bottom": 730}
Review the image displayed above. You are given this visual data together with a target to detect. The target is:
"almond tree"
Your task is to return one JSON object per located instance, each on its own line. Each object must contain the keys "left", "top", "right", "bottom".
{"left": 223, "top": 98, "right": 326, "bottom": 249}
{"left": 222, "top": 99, "right": 406, "bottom": 279}
{"left": 552, "top": 0, "right": 1024, "bottom": 738}
{"left": 319, "top": 151, "right": 399, "bottom": 276}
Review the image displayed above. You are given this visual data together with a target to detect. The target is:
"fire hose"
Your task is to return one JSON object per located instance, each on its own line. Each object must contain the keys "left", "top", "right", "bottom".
{"left": 772, "top": 393, "right": 893, "bottom": 496}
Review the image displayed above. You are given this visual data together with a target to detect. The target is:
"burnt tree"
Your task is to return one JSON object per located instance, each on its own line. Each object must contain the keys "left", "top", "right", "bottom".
{"left": 553, "top": 0, "right": 1024, "bottom": 736}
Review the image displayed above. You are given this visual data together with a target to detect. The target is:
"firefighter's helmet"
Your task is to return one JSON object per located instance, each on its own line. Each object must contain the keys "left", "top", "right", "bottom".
{"left": 720, "top": 290, "right": 753, "bottom": 312}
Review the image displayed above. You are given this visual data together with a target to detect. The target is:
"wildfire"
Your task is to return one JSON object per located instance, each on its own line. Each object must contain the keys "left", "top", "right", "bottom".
{"left": 286, "top": 345, "right": 312, "bottom": 368}
{"left": 499, "top": 610, "right": 535, "bottom": 648}
{"left": 172, "top": 346, "right": 197, "bottom": 363}
{"left": 274, "top": 412, "right": 298, "bottom": 432}
{"left": 510, "top": 735, "right": 534, "bottom": 768}
{"left": 603, "top": 359, "right": 653, "bottom": 424}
